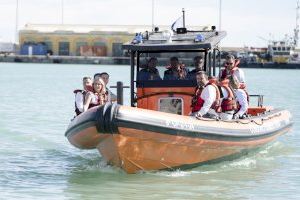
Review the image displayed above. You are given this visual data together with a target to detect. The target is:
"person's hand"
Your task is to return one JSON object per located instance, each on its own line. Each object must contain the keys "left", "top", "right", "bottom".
{"left": 195, "top": 113, "right": 202, "bottom": 119}
{"left": 233, "top": 114, "right": 239, "bottom": 120}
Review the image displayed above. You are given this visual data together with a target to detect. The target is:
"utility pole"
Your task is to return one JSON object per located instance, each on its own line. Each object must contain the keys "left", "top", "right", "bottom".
{"left": 15, "top": 0, "right": 19, "bottom": 44}
{"left": 61, "top": 0, "right": 64, "bottom": 24}
{"left": 219, "top": 0, "right": 222, "bottom": 31}
{"left": 152, "top": 0, "right": 154, "bottom": 31}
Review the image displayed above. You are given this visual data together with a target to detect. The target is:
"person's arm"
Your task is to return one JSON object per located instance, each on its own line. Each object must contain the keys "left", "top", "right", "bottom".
{"left": 108, "top": 89, "right": 117, "bottom": 102}
{"left": 235, "top": 90, "right": 248, "bottom": 117}
{"left": 197, "top": 85, "right": 216, "bottom": 116}
{"left": 163, "top": 71, "right": 170, "bottom": 80}
{"left": 83, "top": 92, "right": 92, "bottom": 112}
{"left": 235, "top": 69, "right": 246, "bottom": 83}
{"left": 75, "top": 92, "right": 84, "bottom": 112}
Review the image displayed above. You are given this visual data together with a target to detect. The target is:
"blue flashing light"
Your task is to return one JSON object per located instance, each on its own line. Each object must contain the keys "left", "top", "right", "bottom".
{"left": 194, "top": 34, "right": 205, "bottom": 42}
{"left": 132, "top": 33, "right": 143, "bottom": 44}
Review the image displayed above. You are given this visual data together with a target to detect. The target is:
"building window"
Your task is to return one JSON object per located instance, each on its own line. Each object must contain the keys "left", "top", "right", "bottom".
{"left": 44, "top": 41, "right": 53, "bottom": 55}
{"left": 112, "top": 43, "right": 123, "bottom": 57}
{"left": 59, "top": 42, "right": 70, "bottom": 56}
{"left": 76, "top": 42, "right": 88, "bottom": 56}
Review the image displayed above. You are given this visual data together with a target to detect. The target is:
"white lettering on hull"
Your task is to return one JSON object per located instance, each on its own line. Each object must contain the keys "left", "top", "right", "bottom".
{"left": 165, "top": 120, "right": 195, "bottom": 131}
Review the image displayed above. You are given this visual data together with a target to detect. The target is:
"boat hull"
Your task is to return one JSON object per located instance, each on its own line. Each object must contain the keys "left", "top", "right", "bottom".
{"left": 65, "top": 103, "right": 293, "bottom": 173}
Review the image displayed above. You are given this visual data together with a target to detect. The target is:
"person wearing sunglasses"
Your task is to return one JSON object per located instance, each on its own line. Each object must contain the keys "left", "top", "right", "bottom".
{"left": 219, "top": 55, "right": 246, "bottom": 88}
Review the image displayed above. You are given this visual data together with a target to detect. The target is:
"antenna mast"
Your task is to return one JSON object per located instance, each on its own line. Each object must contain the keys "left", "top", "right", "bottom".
{"left": 182, "top": 8, "right": 185, "bottom": 28}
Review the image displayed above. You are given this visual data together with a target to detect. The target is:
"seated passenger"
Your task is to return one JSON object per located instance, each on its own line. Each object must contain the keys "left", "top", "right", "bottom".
{"left": 190, "top": 71, "right": 221, "bottom": 119}
{"left": 229, "top": 75, "right": 249, "bottom": 119}
{"left": 74, "top": 76, "right": 92, "bottom": 116}
{"left": 137, "top": 57, "right": 162, "bottom": 81}
{"left": 188, "top": 56, "right": 204, "bottom": 80}
{"left": 218, "top": 79, "right": 238, "bottom": 120}
{"left": 95, "top": 72, "right": 117, "bottom": 102}
{"left": 163, "top": 57, "right": 189, "bottom": 80}
{"left": 219, "top": 54, "right": 246, "bottom": 89}
{"left": 83, "top": 78, "right": 108, "bottom": 112}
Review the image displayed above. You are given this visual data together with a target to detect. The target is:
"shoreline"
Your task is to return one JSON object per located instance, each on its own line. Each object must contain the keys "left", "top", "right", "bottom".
{"left": 1, "top": 55, "right": 300, "bottom": 69}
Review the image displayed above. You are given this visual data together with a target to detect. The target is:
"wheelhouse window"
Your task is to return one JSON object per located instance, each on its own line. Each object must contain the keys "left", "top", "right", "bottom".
{"left": 136, "top": 51, "right": 205, "bottom": 87}
{"left": 159, "top": 97, "right": 183, "bottom": 115}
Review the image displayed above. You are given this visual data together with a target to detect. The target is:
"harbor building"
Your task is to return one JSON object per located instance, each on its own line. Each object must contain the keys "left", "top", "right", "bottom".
{"left": 19, "top": 24, "right": 205, "bottom": 57}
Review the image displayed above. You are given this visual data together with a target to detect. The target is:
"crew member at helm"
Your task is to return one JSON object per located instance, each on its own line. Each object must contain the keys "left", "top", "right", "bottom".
{"left": 220, "top": 54, "right": 246, "bottom": 89}
{"left": 163, "top": 57, "right": 189, "bottom": 80}
{"left": 190, "top": 71, "right": 221, "bottom": 119}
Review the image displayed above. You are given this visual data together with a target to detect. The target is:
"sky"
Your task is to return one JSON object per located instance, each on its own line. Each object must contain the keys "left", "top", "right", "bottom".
{"left": 0, "top": 0, "right": 298, "bottom": 47}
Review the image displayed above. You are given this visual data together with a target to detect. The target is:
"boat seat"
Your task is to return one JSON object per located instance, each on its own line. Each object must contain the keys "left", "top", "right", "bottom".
{"left": 247, "top": 106, "right": 273, "bottom": 116}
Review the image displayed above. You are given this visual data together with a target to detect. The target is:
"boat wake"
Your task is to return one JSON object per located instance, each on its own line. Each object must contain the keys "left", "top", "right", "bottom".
{"left": 144, "top": 141, "right": 290, "bottom": 177}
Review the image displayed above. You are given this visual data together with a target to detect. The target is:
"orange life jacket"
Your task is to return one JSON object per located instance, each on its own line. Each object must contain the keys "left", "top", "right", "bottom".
{"left": 220, "top": 85, "right": 237, "bottom": 112}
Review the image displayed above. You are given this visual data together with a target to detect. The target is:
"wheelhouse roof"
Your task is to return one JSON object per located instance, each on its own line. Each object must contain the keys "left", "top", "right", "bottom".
{"left": 122, "top": 31, "right": 226, "bottom": 51}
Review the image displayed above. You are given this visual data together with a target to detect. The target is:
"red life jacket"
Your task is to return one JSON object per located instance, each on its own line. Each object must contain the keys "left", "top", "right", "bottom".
{"left": 191, "top": 82, "right": 221, "bottom": 113}
{"left": 74, "top": 89, "right": 87, "bottom": 116}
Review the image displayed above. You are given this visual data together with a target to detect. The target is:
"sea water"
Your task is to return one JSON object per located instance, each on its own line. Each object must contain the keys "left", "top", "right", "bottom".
{"left": 0, "top": 63, "right": 299, "bottom": 199}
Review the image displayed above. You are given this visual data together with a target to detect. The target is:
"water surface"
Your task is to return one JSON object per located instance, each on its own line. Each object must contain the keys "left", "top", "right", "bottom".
{"left": 0, "top": 63, "right": 299, "bottom": 199}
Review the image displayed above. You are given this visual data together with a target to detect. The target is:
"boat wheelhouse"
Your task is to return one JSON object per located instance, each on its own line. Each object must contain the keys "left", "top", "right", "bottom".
{"left": 123, "top": 27, "right": 225, "bottom": 115}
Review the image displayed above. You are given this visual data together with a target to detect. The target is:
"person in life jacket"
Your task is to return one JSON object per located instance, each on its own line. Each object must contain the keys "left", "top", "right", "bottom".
{"left": 190, "top": 71, "right": 221, "bottom": 119}
{"left": 74, "top": 76, "right": 93, "bottom": 116}
{"left": 83, "top": 78, "right": 108, "bottom": 112}
{"left": 219, "top": 54, "right": 246, "bottom": 89}
{"left": 229, "top": 75, "right": 249, "bottom": 119}
{"left": 163, "top": 57, "right": 189, "bottom": 80}
{"left": 218, "top": 79, "right": 238, "bottom": 120}
{"left": 94, "top": 72, "right": 117, "bottom": 103}
{"left": 137, "top": 57, "right": 162, "bottom": 81}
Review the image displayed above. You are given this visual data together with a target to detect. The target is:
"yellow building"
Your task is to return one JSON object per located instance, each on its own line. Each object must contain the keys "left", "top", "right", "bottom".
{"left": 19, "top": 24, "right": 151, "bottom": 56}
{"left": 19, "top": 24, "right": 206, "bottom": 57}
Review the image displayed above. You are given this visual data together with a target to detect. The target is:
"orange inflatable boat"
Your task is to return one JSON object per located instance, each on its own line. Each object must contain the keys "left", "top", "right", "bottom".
{"left": 66, "top": 24, "right": 293, "bottom": 173}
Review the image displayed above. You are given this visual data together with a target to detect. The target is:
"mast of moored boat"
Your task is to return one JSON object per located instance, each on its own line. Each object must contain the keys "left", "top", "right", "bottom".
{"left": 182, "top": 8, "right": 185, "bottom": 28}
